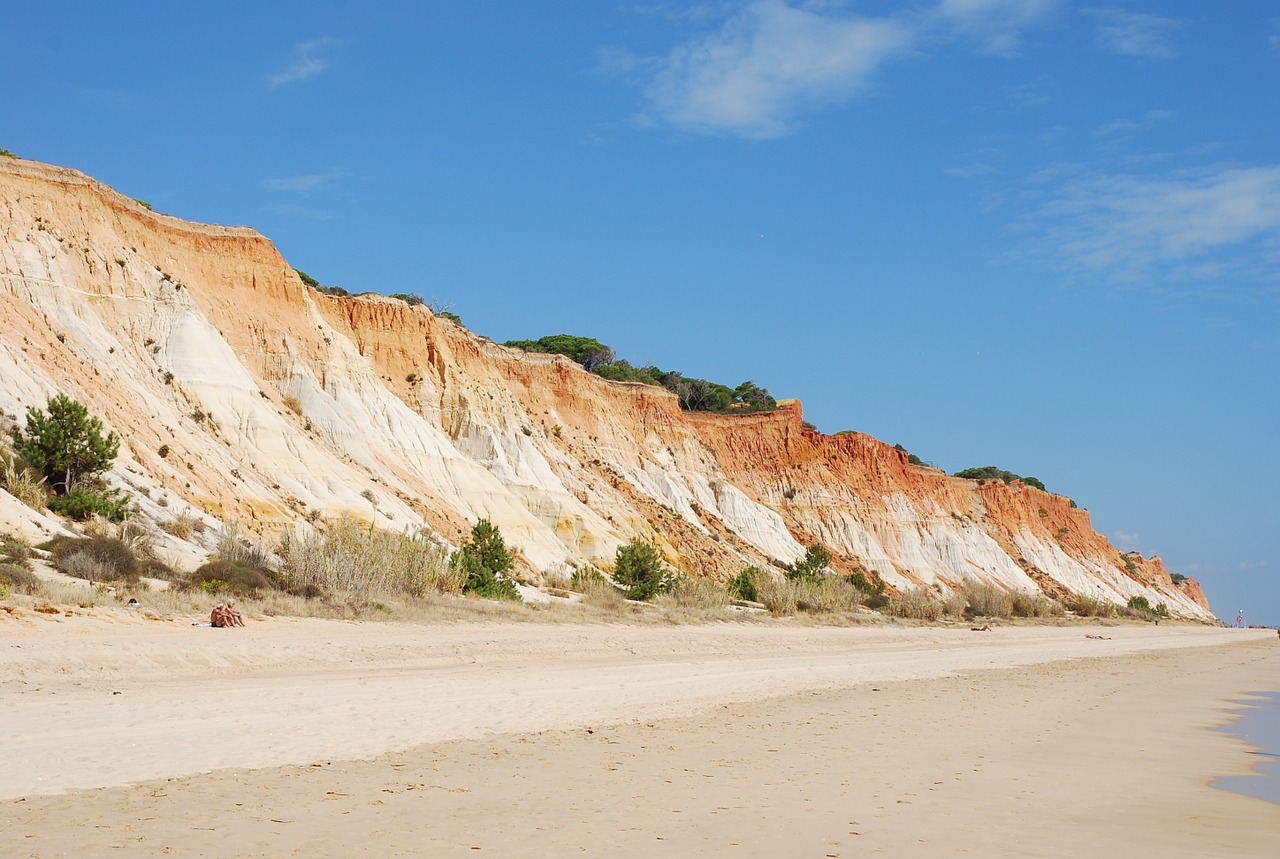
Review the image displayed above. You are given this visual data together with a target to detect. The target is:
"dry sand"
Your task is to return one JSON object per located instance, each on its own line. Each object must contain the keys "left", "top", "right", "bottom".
{"left": 2, "top": 609, "right": 1277, "bottom": 857}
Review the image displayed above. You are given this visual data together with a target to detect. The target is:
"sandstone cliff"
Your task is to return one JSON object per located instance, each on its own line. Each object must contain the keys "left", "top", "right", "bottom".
{"left": 0, "top": 157, "right": 1213, "bottom": 619}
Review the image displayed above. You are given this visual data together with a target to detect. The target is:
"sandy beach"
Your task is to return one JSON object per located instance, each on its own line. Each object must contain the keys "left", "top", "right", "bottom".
{"left": 2, "top": 611, "right": 1277, "bottom": 857}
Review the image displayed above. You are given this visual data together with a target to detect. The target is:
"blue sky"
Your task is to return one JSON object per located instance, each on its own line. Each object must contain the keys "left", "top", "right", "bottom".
{"left": 4, "top": 1, "right": 1277, "bottom": 624}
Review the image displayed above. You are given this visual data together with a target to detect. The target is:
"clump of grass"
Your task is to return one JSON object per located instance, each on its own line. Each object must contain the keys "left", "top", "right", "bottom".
{"left": 282, "top": 395, "right": 303, "bottom": 416}
{"left": 1, "top": 446, "right": 48, "bottom": 509}
{"left": 160, "top": 513, "right": 204, "bottom": 541}
{"left": 569, "top": 565, "right": 608, "bottom": 591}
{"left": 577, "top": 574, "right": 627, "bottom": 611}
{"left": 727, "top": 566, "right": 768, "bottom": 602}
{"left": 888, "top": 588, "right": 944, "bottom": 621}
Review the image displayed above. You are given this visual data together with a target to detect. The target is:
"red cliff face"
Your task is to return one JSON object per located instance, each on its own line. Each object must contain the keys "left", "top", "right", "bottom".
{"left": 0, "top": 157, "right": 1216, "bottom": 619}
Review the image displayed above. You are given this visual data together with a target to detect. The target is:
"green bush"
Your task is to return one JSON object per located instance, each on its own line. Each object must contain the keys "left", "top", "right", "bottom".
{"left": 47, "top": 486, "right": 130, "bottom": 523}
{"left": 727, "top": 566, "right": 767, "bottom": 602}
{"left": 954, "top": 466, "right": 1046, "bottom": 492}
{"left": 451, "top": 519, "right": 521, "bottom": 601}
{"left": 51, "top": 536, "right": 141, "bottom": 582}
{"left": 848, "top": 570, "right": 885, "bottom": 597}
{"left": 180, "top": 559, "right": 280, "bottom": 597}
{"left": 786, "top": 543, "right": 832, "bottom": 581}
{"left": 613, "top": 539, "right": 675, "bottom": 601}
{"left": 1126, "top": 595, "right": 1151, "bottom": 612}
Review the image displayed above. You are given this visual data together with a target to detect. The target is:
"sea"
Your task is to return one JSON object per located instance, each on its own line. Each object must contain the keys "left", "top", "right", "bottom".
{"left": 1213, "top": 691, "right": 1280, "bottom": 805}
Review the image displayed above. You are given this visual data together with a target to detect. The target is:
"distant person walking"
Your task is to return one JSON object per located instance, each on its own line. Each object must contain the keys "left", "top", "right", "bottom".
{"left": 1236, "top": 613, "right": 1244, "bottom": 627}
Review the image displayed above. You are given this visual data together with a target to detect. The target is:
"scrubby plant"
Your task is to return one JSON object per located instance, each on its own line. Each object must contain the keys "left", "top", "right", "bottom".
{"left": 50, "top": 536, "right": 142, "bottom": 583}
{"left": 569, "top": 565, "right": 608, "bottom": 591}
{"left": 1066, "top": 594, "right": 1115, "bottom": 618}
{"left": 1011, "top": 591, "right": 1064, "bottom": 618}
{"left": 954, "top": 466, "right": 1046, "bottom": 492}
{"left": 451, "top": 519, "right": 521, "bottom": 601}
{"left": 656, "top": 576, "right": 730, "bottom": 610}
{"left": 756, "top": 575, "right": 798, "bottom": 617}
{"left": 282, "top": 395, "right": 303, "bottom": 416}
{"left": 0, "top": 562, "right": 40, "bottom": 594}
{"left": 1126, "top": 595, "right": 1151, "bottom": 612}
{"left": 612, "top": 539, "right": 675, "bottom": 601}
{"left": 848, "top": 569, "right": 886, "bottom": 598}
{"left": 791, "top": 575, "right": 863, "bottom": 613}
{"left": 888, "top": 588, "right": 944, "bottom": 621}
{"left": 180, "top": 559, "right": 280, "bottom": 597}
{"left": 962, "top": 581, "right": 1014, "bottom": 618}
{"left": 160, "top": 513, "right": 203, "bottom": 540}
{"left": 279, "top": 517, "right": 460, "bottom": 600}
{"left": 787, "top": 543, "right": 833, "bottom": 582}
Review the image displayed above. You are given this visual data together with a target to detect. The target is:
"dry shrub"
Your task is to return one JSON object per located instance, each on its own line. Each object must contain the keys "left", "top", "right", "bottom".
{"left": 216, "top": 521, "right": 275, "bottom": 570}
{"left": 282, "top": 395, "right": 303, "bottom": 416}
{"left": 941, "top": 591, "right": 969, "bottom": 617}
{"left": 888, "top": 588, "right": 944, "bottom": 621}
{"left": 791, "top": 576, "right": 864, "bottom": 613}
{"left": 1010, "top": 591, "right": 1064, "bottom": 618}
{"left": 654, "top": 576, "right": 729, "bottom": 610}
{"left": 1067, "top": 595, "right": 1115, "bottom": 618}
{"left": 962, "top": 582, "right": 1013, "bottom": 618}
{"left": 756, "top": 575, "right": 797, "bottom": 617}
{"left": 81, "top": 514, "right": 157, "bottom": 559}
{"left": 160, "top": 514, "right": 203, "bottom": 540}
{"left": 277, "top": 517, "right": 459, "bottom": 601}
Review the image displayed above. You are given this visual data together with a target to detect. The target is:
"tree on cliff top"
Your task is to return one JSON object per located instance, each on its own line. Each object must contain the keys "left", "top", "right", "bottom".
{"left": 954, "top": 465, "right": 1046, "bottom": 491}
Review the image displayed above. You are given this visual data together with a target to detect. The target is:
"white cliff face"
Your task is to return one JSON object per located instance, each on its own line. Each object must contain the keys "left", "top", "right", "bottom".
{"left": 0, "top": 158, "right": 1217, "bottom": 620}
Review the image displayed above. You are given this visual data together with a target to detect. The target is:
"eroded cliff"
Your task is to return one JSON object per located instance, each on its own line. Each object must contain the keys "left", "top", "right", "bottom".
{"left": 0, "top": 158, "right": 1213, "bottom": 619}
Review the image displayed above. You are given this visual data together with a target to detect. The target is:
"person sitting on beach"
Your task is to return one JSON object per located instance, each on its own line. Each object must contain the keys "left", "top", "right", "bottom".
{"left": 210, "top": 602, "right": 229, "bottom": 627}
{"left": 223, "top": 599, "right": 246, "bottom": 627}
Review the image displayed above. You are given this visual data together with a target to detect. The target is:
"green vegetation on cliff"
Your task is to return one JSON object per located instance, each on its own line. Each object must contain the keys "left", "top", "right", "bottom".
{"left": 505, "top": 333, "right": 777, "bottom": 414}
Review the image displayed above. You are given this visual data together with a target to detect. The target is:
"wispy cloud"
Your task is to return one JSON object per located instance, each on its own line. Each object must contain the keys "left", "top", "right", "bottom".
{"left": 1238, "top": 560, "right": 1269, "bottom": 571}
{"left": 1113, "top": 529, "right": 1140, "bottom": 551}
{"left": 616, "top": 0, "right": 1057, "bottom": 138}
{"left": 1092, "top": 108, "right": 1176, "bottom": 138}
{"left": 261, "top": 170, "right": 345, "bottom": 192}
{"left": 934, "top": 0, "right": 1060, "bottom": 56}
{"left": 1027, "top": 163, "right": 1280, "bottom": 283}
{"left": 1086, "top": 8, "right": 1184, "bottom": 60}
{"left": 267, "top": 38, "right": 334, "bottom": 87}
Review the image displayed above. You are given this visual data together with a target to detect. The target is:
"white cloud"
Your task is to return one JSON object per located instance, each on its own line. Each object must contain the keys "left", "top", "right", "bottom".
{"left": 1113, "top": 529, "right": 1140, "bottom": 551}
{"left": 635, "top": 1, "right": 914, "bottom": 137}
{"left": 261, "top": 171, "right": 344, "bottom": 192}
{"left": 1238, "top": 560, "right": 1269, "bottom": 571}
{"left": 268, "top": 38, "right": 334, "bottom": 87}
{"left": 1030, "top": 163, "right": 1280, "bottom": 282}
{"left": 1093, "top": 108, "right": 1175, "bottom": 138}
{"left": 934, "top": 0, "right": 1060, "bottom": 56}
{"left": 1086, "top": 8, "right": 1183, "bottom": 60}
